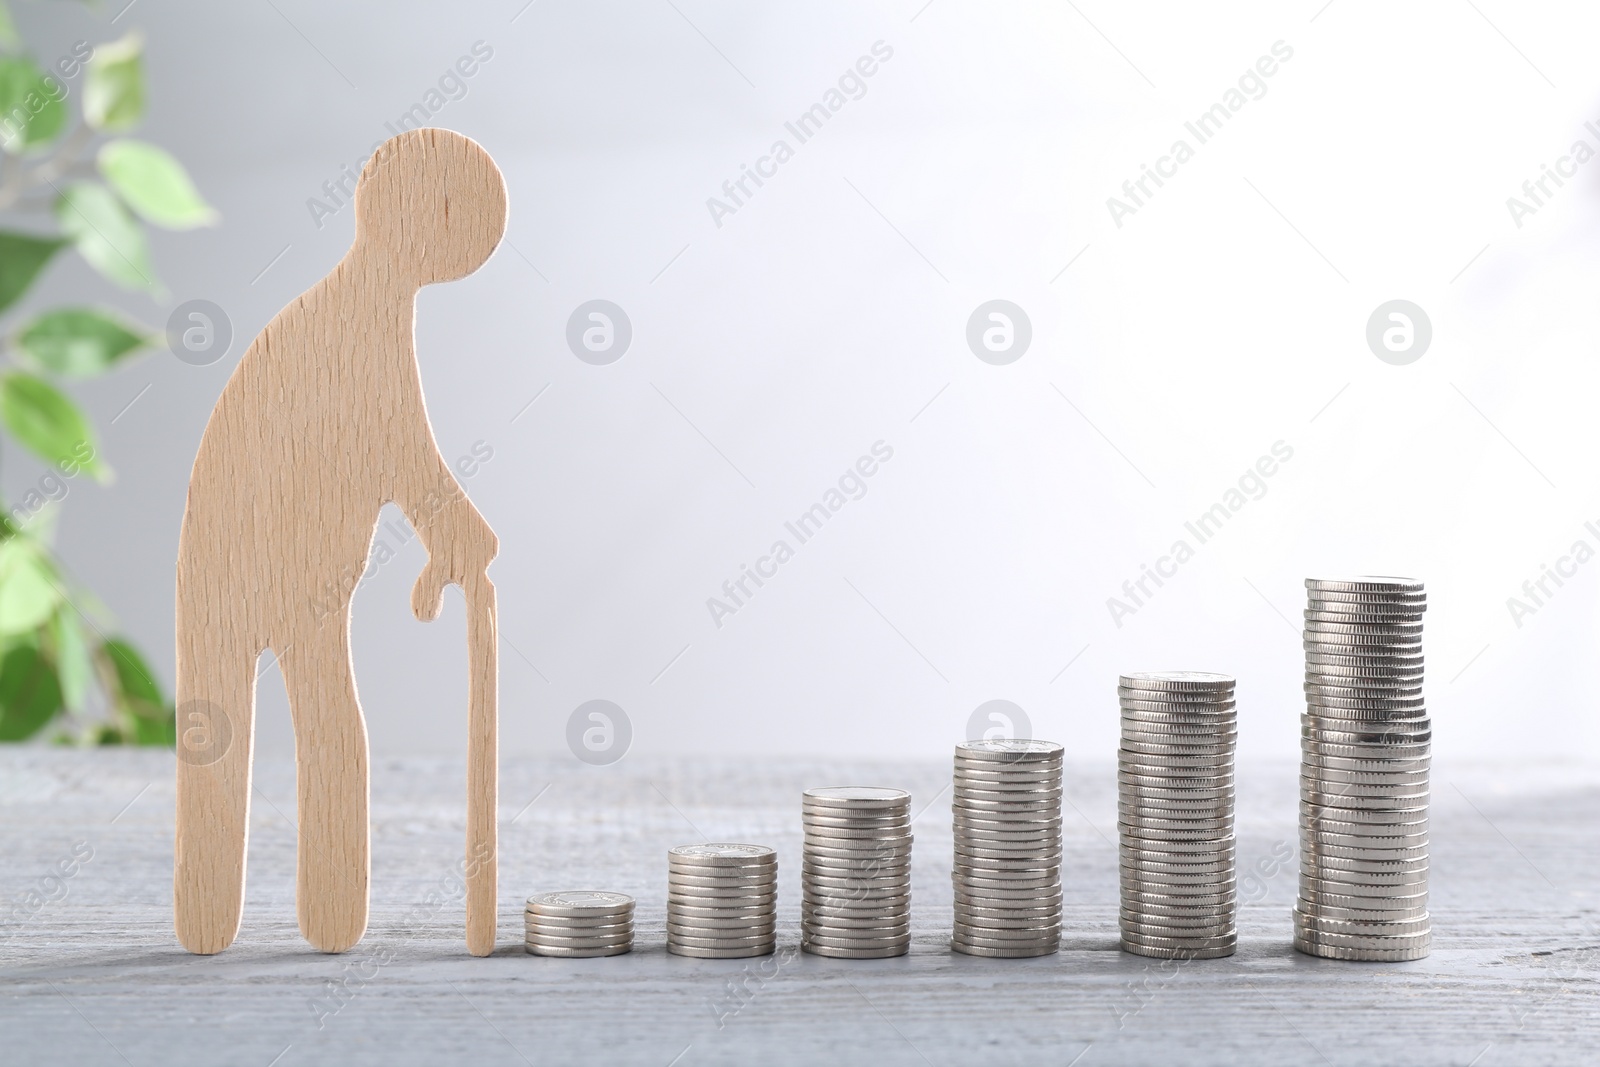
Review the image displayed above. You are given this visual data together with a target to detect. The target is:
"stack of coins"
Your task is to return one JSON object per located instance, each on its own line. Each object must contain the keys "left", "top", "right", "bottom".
{"left": 1296, "top": 576, "right": 1431, "bottom": 962}
{"left": 951, "top": 739, "right": 1064, "bottom": 958}
{"left": 525, "top": 891, "right": 634, "bottom": 957}
{"left": 801, "top": 787, "right": 912, "bottom": 958}
{"left": 667, "top": 843, "right": 777, "bottom": 959}
{"left": 1117, "top": 672, "right": 1238, "bottom": 959}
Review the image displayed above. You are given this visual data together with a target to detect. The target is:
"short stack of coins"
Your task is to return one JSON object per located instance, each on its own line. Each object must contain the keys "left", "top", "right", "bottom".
{"left": 525, "top": 891, "right": 634, "bottom": 957}
{"left": 801, "top": 786, "right": 912, "bottom": 958}
{"left": 666, "top": 843, "right": 777, "bottom": 959}
{"left": 950, "top": 739, "right": 1064, "bottom": 958}
{"left": 1117, "top": 672, "right": 1238, "bottom": 959}
{"left": 1296, "top": 576, "right": 1431, "bottom": 961}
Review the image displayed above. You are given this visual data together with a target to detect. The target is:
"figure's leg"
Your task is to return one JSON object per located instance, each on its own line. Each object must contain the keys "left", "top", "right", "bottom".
{"left": 173, "top": 606, "right": 257, "bottom": 955}
{"left": 280, "top": 624, "right": 369, "bottom": 953}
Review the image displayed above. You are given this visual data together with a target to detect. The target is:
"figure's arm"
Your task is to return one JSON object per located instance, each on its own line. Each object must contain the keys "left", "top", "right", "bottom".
{"left": 389, "top": 413, "right": 498, "bottom": 623}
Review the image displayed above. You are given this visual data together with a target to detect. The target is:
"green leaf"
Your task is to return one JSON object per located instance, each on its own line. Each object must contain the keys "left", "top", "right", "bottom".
{"left": 101, "top": 637, "right": 172, "bottom": 746}
{"left": 82, "top": 31, "right": 143, "bottom": 131}
{"left": 0, "top": 372, "right": 108, "bottom": 482}
{"left": 0, "top": 4, "right": 19, "bottom": 53}
{"left": 55, "top": 182, "right": 157, "bottom": 292}
{"left": 98, "top": 140, "right": 217, "bottom": 230}
{"left": 51, "top": 608, "right": 90, "bottom": 712}
{"left": 102, "top": 636, "right": 162, "bottom": 710}
{"left": 0, "top": 56, "right": 67, "bottom": 149}
{"left": 0, "top": 644, "right": 63, "bottom": 740}
{"left": 0, "top": 538, "right": 60, "bottom": 635}
{"left": 15, "top": 307, "right": 156, "bottom": 377}
{"left": 0, "top": 232, "right": 67, "bottom": 314}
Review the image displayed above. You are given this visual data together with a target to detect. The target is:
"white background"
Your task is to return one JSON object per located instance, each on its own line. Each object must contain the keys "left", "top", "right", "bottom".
{"left": 10, "top": 0, "right": 1600, "bottom": 767}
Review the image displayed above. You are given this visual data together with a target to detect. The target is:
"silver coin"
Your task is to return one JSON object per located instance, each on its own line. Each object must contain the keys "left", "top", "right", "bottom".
{"left": 526, "top": 890, "right": 634, "bottom": 916}
{"left": 1117, "top": 685, "right": 1234, "bottom": 704}
{"left": 802, "top": 942, "right": 909, "bottom": 959}
{"left": 665, "top": 921, "right": 776, "bottom": 939}
{"left": 1119, "top": 700, "right": 1237, "bottom": 718}
{"left": 800, "top": 851, "right": 915, "bottom": 870}
{"left": 1292, "top": 938, "right": 1430, "bottom": 962}
{"left": 663, "top": 903, "right": 774, "bottom": 922}
{"left": 1119, "top": 739, "right": 1239, "bottom": 759}
{"left": 955, "top": 739, "right": 1065, "bottom": 761}
{"left": 1300, "top": 742, "right": 1431, "bottom": 764}
{"left": 953, "top": 867, "right": 1061, "bottom": 886}
{"left": 1304, "top": 619, "right": 1426, "bottom": 637}
{"left": 1299, "top": 778, "right": 1430, "bottom": 802}
{"left": 526, "top": 942, "right": 633, "bottom": 958}
{"left": 1121, "top": 885, "right": 1236, "bottom": 905}
{"left": 1120, "top": 875, "right": 1237, "bottom": 894}
{"left": 1304, "top": 683, "right": 1424, "bottom": 703}
{"left": 1119, "top": 916, "right": 1235, "bottom": 938}
{"left": 801, "top": 893, "right": 911, "bottom": 911}
{"left": 668, "top": 932, "right": 779, "bottom": 951}
{"left": 1119, "top": 672, "right": 1236, "bottom": 692}
{"left": 525, "top": 931, "right": 636, "bottom": 950}
{"left": 666, "top": 864, "right": 778, "bottom": 884}
{"left": 953, "top": 912, "right": 1062, "bottom": 932}
{"left": 950, "top": 926, "right": 1063, "bottom": 945}
{"left": 801, "top": 930, "right": 912, "bottom": 948}
{"left": 1119, "top": 750, "right": 1235, "bottom": 769}
{"left": 804, "top": 874, "right": 912, "bottom": 894}
{"left": 1120, "top": 837, "right": 1238, "bottom": 857}
{"left": 1119, "top": 928, "right": 1236, "bottom": 950}
{"left": 668, "top": 943, "right": 775, "bottom": 959}
{"left": 1303, "top": 767, "right": 1431, "bottom": 790}
{"left": 669, "top": 843, "right": 777, "bottom": 865}
{"left": 953, "top": 889, "right": 1062, "bottom": 909}
{"left": 803, "top": 855, "right": 911, "bottom": 875}
{"left": 804, "top": 786, "right": 910, "bottom": 806}
{"left": 669, "top": 870, "right": 778, "bottom": 888}
{"left": 951, "top": 762, "right": 1064, "bottom": 780}
{"left": 1306, "top": 576, "right": 1425, "bottom": 594}
{"left": 1303, "top": 607, "right": 1423, "bottom": 623}
{"left": 523, "top": 912, "right": 632, "bottom": 931}
{"left": 1298, "top": 795, "right": 1429, "bottom": 818}
{"left": 665, "top": 913, "right": 777, "bottom": 932}
{"left": 1297, "top": 877, "right": 1427, "bottom": 902}
{"left": 952, "top": 940, "right": 1059, "bottom": 958}
{"left": 952, "top": 780, "right": 1062, "bottom": 797}
{"left": 1292, "top": 921, "right": 1433, "bottom": 947}
{"left": 1295, "top": 897, "right": 1430, "bottom": 923}
{"left": 1120, "top": 717, "right": 1237, "bottom": 736}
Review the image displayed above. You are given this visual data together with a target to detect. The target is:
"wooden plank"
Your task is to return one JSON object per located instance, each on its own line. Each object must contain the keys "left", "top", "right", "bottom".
{"left": 4, "top": 751, "right": 1599, "bottom": 1064}
{"left": 173, "top": 128, "right": 505, "bottom": 956}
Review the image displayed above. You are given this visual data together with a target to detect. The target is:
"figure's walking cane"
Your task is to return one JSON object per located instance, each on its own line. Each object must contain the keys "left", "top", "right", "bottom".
{"left": 463, "top": 570, "right": 498, "bottom": 956}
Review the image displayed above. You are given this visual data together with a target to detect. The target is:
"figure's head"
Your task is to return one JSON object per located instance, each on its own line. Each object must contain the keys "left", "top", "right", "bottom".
{"left": 354, "top": 129, "right": 507, "bottom": 286}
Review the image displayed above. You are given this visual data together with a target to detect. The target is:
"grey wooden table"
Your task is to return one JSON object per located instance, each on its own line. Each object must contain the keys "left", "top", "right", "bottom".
{"left": 3, "top": 750, "right": 1598, "bottom": 1066}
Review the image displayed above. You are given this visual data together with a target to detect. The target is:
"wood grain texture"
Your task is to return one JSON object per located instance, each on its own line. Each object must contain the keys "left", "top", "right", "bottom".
{"left": 173, "top": 128, "right": 505, "bottom": 956}
{"left": 5, "top": 751, "right": 1600, "bottom": 1066}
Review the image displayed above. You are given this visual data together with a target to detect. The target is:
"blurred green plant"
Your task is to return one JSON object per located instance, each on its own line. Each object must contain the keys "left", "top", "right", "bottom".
{"left": 0, "top": 11, "right": 216, "bottom": 744}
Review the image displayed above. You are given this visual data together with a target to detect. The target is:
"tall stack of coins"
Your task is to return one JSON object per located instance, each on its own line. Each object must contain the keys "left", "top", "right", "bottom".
{"left": 667, "top": 843, "right": 777, "bottom": 959}
{"left": 801, "top": 787, "right": 912, "bottom": 959}
{"left": 951, "top": 739, "right": 1064, "bottom": 958}
{"left": 1117, "top": 672, "right": 1238, "bottom": 959}
{"left": 525, "top": 891, "right": 634, "bottom": 957}
{"left": 1296, "top": 576, "right": 1431, "bottom": 961}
